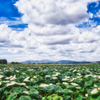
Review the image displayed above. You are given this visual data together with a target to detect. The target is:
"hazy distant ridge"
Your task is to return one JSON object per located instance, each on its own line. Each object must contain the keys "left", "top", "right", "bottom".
{"left": 22, "top": 60, "right": 91, "bottom": 64}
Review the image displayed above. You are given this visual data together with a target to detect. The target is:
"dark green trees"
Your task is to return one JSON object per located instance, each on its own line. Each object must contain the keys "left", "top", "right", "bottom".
{"left": 11, "top": 62, "right": 22, "bottom": 64}
{"left": 0, "top": 59, "right": 7, "bottom": 64}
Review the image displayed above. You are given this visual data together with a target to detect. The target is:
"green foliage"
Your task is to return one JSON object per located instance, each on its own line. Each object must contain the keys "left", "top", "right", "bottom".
{"left": 6, "top": 93, "right": 16, "bottom": 100}
{"left": 19, "top": 96, "right": 31, "bottom": 100}
{"left": 10, "top": 62, "right": 22, "bottom": 64}
{"left": 0, "top": 64, "right": 100, "bottom": 100}
{"left": 0, "top": 59, "right": 7, "bottom": 64}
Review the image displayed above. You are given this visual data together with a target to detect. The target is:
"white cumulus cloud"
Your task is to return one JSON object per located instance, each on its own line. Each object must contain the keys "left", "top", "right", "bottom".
{"left": 0, "top": 0, "right": 100, "bottom": 62}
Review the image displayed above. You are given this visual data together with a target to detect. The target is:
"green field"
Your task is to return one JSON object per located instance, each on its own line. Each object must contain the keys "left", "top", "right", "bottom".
{"left": 0, "top": 64, "right": 100, "bottom": 100}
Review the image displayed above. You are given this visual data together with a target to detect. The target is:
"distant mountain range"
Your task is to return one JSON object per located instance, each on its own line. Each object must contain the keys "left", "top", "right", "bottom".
{"left": 22, "top": 59, "right": 91, "bottom": 64}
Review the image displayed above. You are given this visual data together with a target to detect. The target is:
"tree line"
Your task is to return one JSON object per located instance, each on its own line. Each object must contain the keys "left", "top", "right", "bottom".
{"left": 0, "top": 59, "right": 7, "bottom": 64}
{"left": 11, "top": 62, "right": 22, "bottom": 64}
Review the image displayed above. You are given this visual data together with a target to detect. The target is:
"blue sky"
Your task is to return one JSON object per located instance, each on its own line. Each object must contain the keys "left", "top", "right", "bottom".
{"left": 77, "top": 1, "right": 100, "bottom": 28}
{"left": 0, "top": 0, "right": 100, "bottom": 62}
{"left": 0, "top": 0, "right": 28, "bottom": 31}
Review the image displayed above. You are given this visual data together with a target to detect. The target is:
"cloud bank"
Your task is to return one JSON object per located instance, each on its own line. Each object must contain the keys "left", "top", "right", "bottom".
{"left": 0, "top": 0, "right": 100, "bottom": 62}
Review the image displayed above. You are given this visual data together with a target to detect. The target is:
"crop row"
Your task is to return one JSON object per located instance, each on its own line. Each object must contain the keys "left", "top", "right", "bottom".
{"left": 0, "top": 64, "right": 100, "bottom": 100}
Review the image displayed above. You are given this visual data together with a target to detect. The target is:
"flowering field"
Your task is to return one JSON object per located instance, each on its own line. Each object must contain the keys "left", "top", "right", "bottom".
{"left": 0, "top": 64, "right": 100, "bottom": 100}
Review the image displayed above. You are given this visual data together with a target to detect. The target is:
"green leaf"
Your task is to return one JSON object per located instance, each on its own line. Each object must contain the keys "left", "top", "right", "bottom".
{"left": 54, "top": 85, "right": 63, "bottom": 93}
{"left": 19, "top": 96, "right": 31, "bottom": 100}
{"left": 86, "top": 76, "right": 94, "bottom": 81}
{"left": 29, "top": 89, "right": 39, "bottom": 97}
{"left": 63, "top": 95, "right": 71, "bottom": 100}
{"left": 66, "top": 85, "right": 76, "bottom": 89}
{"left": 76, "top": 96, "right": 83, "bottom": 100}
{"left": 44, "top": 85, "right": 55, "bottom": 93}
{"left": 12, "top": 87, "right": 28, "bottom": 94}
{"left": 85, "top": 81, "right": 93, "bottom": 87}
{"left": 97, "top": 96, "right": 100, "bottom": 100}
{"left": 87, "top": 89, "right": 93, "bottom": 95}
{"left": 90, "top": 97, "right": 98, "bottom": 100}
{"left": 47, "top": 94, "right": 63, "bottom": 100}
{"left": 74, "top": 79, "right": 82, "bottom": 84}
{"left": 0, "top": 87, "right": 6, "bottom": 93}
{"left": 94, "top": 83, "right": 100, "bottom": 87}
{"left": 80, "top": 88, "right": 85, "bottom": 92}
{"left": 6, "top": 93, "right": 16, "bottom": 100}
{"left": 90, "top": 95, "right": 100, "bottom": 100}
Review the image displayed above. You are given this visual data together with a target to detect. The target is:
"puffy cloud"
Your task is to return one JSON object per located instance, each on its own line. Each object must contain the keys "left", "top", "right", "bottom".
{"left": 15, "top": 0, "right": 89, "bottom": 25}
{"left": 0, "top": 24, "right": 28, "bottom": 48}
{"left": 96, "top": 11, "right": 100, "bottom": 17}
{"left": 78, "top": 31, "right": 100, "bottom": 43}
{"left": 0, "top": 17, "right": 23, "bottom": 26}
{"left": 1, "top": 0, "right": 100, "bottom": 62}
{"left": 0, "top": 24, "right": 11, "bottom": 42}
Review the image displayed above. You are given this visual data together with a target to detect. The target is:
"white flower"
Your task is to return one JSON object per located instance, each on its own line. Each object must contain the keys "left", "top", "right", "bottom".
{"left": 49, "top": 83, "right": 53, "bottom": 85}
{"left": 40, "top": 84, "right": 49, "bottom": 87}
{"left": 52, "top": 77, "right": 57, "bottom": 79}
{"left": 62, "top": 82, "right": 69, "bottom": 85}
{"left": 56, "top": 72, "right": 60, "bottom": 75}
{"left": 10, "top": 75, "right": 16, "bottom": 80}
{"left": 77, "top": 73, "right": 81, "bottom": 76}
{"left": 5, "top": 76, "right": 12, "bottom": 79}
{"left": 73, "top": 70, "right": 76, "bottom": 72}
{"left": 70, "top": 78, "right": 76, "bottom": 82}
{"left": 45, "top": 75, "right": 51, "bottom": 78}
{"left": 65, "top": 76, "right": 70, "bottom": 79}
{"left": 30, "top": 79, "right": 34, "bottom": 81}
{"left": 7, "top": 81, "right": 17, "bottom": 87}
{"left": 5, "top": 77, "right": 10, "bottom": 79}
{"left": 52, "top": 72, "right": 60, "bottom": 77}
{"left": 33, "top": 76, "right": 37, "bottom": 78}
{"left": 94, "top": 85, "right": 97, "bottom": 87}
{"left": 2, "top": 81, "right": 10, "bottom": 83}
{"left": 7, "top": 81, "right": 26, "bottom": 87}
{"left": 98, "top": 87, "right": 100, "bottom": 90}
{"left": 18, "top": 83, "right": 26, "bottom": 86}
{"left": 0, "top": 75, "right": 3, "bottom": 79}
{"left": 16, "top": 70, "right": 19, "bottom": 72}
{"left": 98, "top": 76, "right": 100, "bottom": 79}
{"left": 62, "top": 78, "right": 69, "bottom": 81}
{"left": 52, "top": 74, "right": 57, "bottom": 77}
{"left": 71, "top": 83, "right": 79, "bottom": 86}
{"left": 77, "top": 76, "right": 82, "bottom": 78}
{"left": 0, "top": 82, "right": 2, "bottom": 85}
{"left": 76, "top": 87, "right": 81, "bottom": 89}
{"left": 91, "top": 88, "right": 98, "bottom": 95}
{"left": 24, "top": 77, "right": 30, "bottom": 82}
{"left": 23, "top": 91, "right": 29, "bottom": 94}
{"left": 93, "top": 75, "right": 97, "bottom": 78}
{"left": 28, "top": 69, "right": 33, "bottom": 71}
{"left": 85, "top": 75, "right": 90, "bottom": 78}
